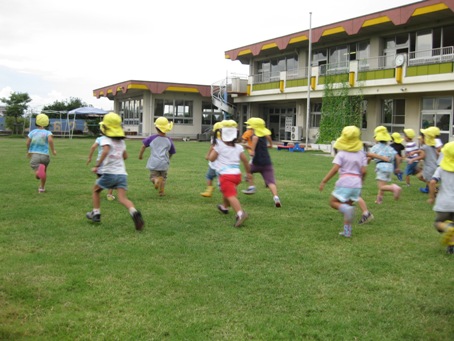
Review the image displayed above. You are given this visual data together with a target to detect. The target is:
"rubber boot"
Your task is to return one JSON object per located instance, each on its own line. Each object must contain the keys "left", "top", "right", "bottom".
{"left": 200, "top": 186, "right": 214, "bottom": 197}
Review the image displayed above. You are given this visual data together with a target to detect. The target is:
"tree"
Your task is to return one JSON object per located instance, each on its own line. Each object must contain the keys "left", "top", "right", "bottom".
{"left": 42, "top": 97, "right": 88, "bottom": 118}
{"left": 0, "top": 92, "right": 32, "bottom": 134}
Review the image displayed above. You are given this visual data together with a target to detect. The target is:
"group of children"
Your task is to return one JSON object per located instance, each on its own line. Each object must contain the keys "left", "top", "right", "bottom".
{"left": 200, "top": 117, "right": 281, "bottom": 227}
{"left": 26, "top": 114, "right": 454, "bottom": 252}
{"left": 319, "top": 124, "right": 454, "bottom": 254}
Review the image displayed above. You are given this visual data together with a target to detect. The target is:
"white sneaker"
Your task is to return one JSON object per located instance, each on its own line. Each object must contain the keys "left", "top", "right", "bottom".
{"left": 242, "top": 186, "right": 256, "bottom": 195}
{"left": 274, "top": 196, "right": 281, "bottom": 208}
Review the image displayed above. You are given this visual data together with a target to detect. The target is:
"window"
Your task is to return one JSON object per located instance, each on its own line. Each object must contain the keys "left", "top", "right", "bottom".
{"left": 119, "top": 97, "right": 142, "bottom": 125}
{"left": 381, "top": 99, "right": 405, "bottom": 133}
{"left": 154, "top": 99, "right": 193, "bottom": 125}
{"left": 255, "top": 55, "right": 298, "bottom": 83}
{"left": 310, "top": 103, "right": 322, "bottom": 128}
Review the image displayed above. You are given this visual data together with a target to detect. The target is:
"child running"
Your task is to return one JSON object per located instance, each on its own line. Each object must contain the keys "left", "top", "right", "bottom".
{"left": 409, "top": 127, "right": 438, "bottom": 194}
{"left": 208, "top": 120, "right": 251, "bottom": 227}
{"left": 139, "top": 117, "right": 176, "bottom": 197}
{"left": 319, "top": 126, "right": 368, "bottom": 238}
{"left": 427, "top": 141, "right": 454, "bottom": 254}
{"left": 26, "top": 113, "right": 57, "bottom": 193}
{"left": 367, "top": 126, "right": 401, "bottom": 204}
{"left": 403, "top": 128, "right": 419, "bottom": 186}
{"left": 87, "top": 135, "right": 116, "bottom": 201}
{"left": 86, "top": 112, "right": 144, "bottom": 231}
{"left": 390, "top": 132, "right": 404, "bottom": 181}
{"left": 241, "top": 117, "right": 281, "bottom": 207}
{"left": 200, "top": 121, "right": 223, "bottom": 197}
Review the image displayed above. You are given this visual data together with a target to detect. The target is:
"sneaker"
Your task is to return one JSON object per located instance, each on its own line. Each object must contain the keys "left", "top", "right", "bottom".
{"left": 132, "top": 210, "right": 144, "bottom": 231}
{"left": 234, "top": 212, "right": 249, "bottom": 227}
{"left": 375, "top": 196, "right": 383, "bottom": 204}
{"left": 274, "top": 196, "right": 281, "bottom": 208}
{"left": 358, "top": 212, "right": 374, "bottom": 225}
{"left": 397, "top": 172, "right": 403, "bottom": 181}
{"left": 419, "top": 186, "right": 429, "bottom": 194}
{"left": 86, "top": 211, "right": 101, "bottom": 222}
{"left": 38, "top": 187, "right": 45, "bottom": 193}
{"left": 37, "top": 164, "right": 46, "bottom": 180}
{"left": 339, "top": 225, "right": 351, "bottom": 238}
{"left": 217, "top": 204, "right": 229, "bottom": 214}
{"left": 242, "top": 186, "right": 256, "bottom": 195}
{"left": 446, "top": 245, "right": 454, "bottom": 254}
{"left": 107, "top": 194, "right": 116, "bottom": 201}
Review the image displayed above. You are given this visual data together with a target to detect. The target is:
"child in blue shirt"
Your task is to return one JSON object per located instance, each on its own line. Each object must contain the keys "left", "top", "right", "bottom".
{"left": 26, "top": 114, "right": 57, "bottom": 193}
{"left": 367, "top": 126, "right": 401, "bottom": 204}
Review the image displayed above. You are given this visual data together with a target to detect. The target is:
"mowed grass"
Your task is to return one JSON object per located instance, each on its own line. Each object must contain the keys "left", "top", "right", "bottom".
{"left": 0, "top": 136, "right": 453, "bottom": 340}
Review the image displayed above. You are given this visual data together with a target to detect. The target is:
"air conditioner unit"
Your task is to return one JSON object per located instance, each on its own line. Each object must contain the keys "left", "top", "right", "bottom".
{"left": 291, "top": 126, "right": 302, "bottom": 140}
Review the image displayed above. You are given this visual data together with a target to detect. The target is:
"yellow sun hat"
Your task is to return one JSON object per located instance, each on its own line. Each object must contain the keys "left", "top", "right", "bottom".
{"left": 420, "top": 127, "right": 436, "bottom": 147}
{"left": 374, "top": 126, "right": 391, "bottom": 142}
{"left": 99, "top": 112, "right": 125, "bottom": 138}
{"left": 403, "top": 128, "right": 415, "bottom": 139}
{"left": 440, "top": 141, "right": 454, "bottom": 172}
{"left": 221, "top": 119, "right": 238, "bottom": 128}
{"left": 154, "top": 117, "right": 173, "bottom": 133}
{"left": 333, "top": 126, "right": 363, "bottom": 152}
{"left": 36, "top": 113, "right": 49, "bottom": 127}
{"left": 244, "top": 117, "right": 271, "bottom": 137}
{"left": 213, "top": 121, "right": 223, "bottom": 131}
{"left": 391, "top": 132, "right": 403, "bottom": 144}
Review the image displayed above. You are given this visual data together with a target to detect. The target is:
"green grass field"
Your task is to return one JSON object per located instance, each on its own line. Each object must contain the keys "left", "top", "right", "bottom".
{"left": 1, "top": 137, "right": 453, "bottom": 340}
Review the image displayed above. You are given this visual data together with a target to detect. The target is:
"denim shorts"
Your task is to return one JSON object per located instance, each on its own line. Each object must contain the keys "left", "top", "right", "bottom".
{"left": 332, "top": 186, "right": 361, "bottom": 203}
{"left": 96, "top": 173, "right": 128, "bottom": 190}
{"left": 205, "top": 166, "right": 217, "bottom": 181}
{"left": 405, "top": 162, "right": 419, "bottom": 176}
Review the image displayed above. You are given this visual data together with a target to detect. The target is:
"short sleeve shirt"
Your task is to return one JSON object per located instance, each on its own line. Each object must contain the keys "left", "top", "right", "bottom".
{"left": 28, "top": 129, "right": 53, "bottom": 155}
{"left": 142, "top": 135, "right": 176, "bottom": 171}
{"left": 213, "top": 141, "right": 244, "bottom": 175}
{"left": 432, "top": 167, "right": 454, "bottom": 212}
{"left": 370, "top": 143, "right": 396, "bottom": 173}
{"left": 333, "top": 150, "right": 367, "bottom": 188}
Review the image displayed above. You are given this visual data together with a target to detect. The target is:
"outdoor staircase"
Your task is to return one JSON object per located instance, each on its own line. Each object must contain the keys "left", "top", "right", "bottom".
{"left": 211, "top": 75, "right": 247, "bottom": 119}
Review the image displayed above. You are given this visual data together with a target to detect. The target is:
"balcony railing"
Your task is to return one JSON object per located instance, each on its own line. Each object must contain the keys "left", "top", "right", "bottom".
{"left": 358, "top": 55, "right": 394, "bottom": 71}
{"left": 408, "top": 46, "right": 454, "bottom": 66}
{"left": 319, "top": 61, "right": 349, "bottom": 75}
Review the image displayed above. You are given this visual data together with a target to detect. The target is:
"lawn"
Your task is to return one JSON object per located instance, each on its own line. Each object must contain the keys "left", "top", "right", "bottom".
{"left": 0, "top": 137, "right": 453, "bottom": 340}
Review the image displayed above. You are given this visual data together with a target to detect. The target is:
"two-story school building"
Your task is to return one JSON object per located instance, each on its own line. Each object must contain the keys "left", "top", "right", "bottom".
{"left": 225, "top": 0, "right": 454, "bottom": 144}
{"left": 94, "top": 0, "right": 454, "bottom": 144}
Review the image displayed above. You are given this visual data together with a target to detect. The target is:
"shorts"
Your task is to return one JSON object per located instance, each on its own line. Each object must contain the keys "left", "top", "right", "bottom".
{"left": 219, "top": 174, "right": 241, "bottom": 198}
{"left": 332, "top": 186, "right": 361, "bottom": 203}
{"left": 30, "top": 153, "right": 50, "bottom": 170}
{"left": 404, "top": 162, "right": 419, "bottom": 176}
{"left": 96, "top": 173, "right": 128, "bottom": 190}
{"left": 375, "top": 169, "right": 392, "bottom": 182}
{"left": 434, "top": 211, "right": 454, "bottom": 224}
{"left": 149, "top": 170, "right": 168, "bottom": 181}
{"left": 205, "top": 166, "right": 217, "bottom": 181}
{"left": 250, "top": 164, "right": 276, "bottom": 186}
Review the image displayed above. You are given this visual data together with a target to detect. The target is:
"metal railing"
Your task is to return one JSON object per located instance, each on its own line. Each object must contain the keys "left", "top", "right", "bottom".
{"left": 358, "top": 55, "right": 394, "bottom": 71}
{"left": 319, "top": 61, "right": 349, "bottom": 75}
{"left": 408, "top": 46, "right": 454, "bottom": 66}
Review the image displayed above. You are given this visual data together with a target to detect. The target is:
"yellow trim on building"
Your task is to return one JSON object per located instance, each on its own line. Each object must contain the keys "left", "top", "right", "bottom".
{"left": 238, "top": 49, "right": 253, "bottom": 56}
{"left": 289, "top": 35, "right": 308, "bottom": 44}
{"left": 262, "top": 43, "right": 278, "bottom": 50}
{"left": 322, "top": 26, "right": 345, "bottom": 36}
{"left": 412, "top": 3, "right": 448, "bottom": 16}
{"left": 362, "top": 16, "right": 391, "bottom": 27}
{"left": 166, "top": 86, "right": 199, "bottom": 93}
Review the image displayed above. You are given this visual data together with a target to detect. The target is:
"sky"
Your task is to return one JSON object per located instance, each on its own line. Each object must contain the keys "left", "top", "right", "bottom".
{"left": 0, "top": 0, "right": 421, "bottom": 112}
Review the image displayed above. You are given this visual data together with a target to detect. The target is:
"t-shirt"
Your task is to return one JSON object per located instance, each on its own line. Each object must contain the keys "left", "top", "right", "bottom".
{"left": 100, "top": 137, "right": 127, "bottom": 175}
{"left": 421, "top": 144, "right": 438, "bottom": 181}
{"left": 370, "top": 142, "right": 396, "bottom": 173}
{"left": 213, "top": 140, "right": 244, "bottom": 175}
{"left": 405, "top": 141, "right": 419, "bottom": 163}
{"left": 333, "top": 150, "right": 367, "bottom": 188}
{"left": 28, "top": 129, "right": 53, "bottom": 155}
{"left": 432, "top": 167, "right": 454, "bottom": 212}
{"left": 142, "top": 134, "right": 176, "bottom": 171}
